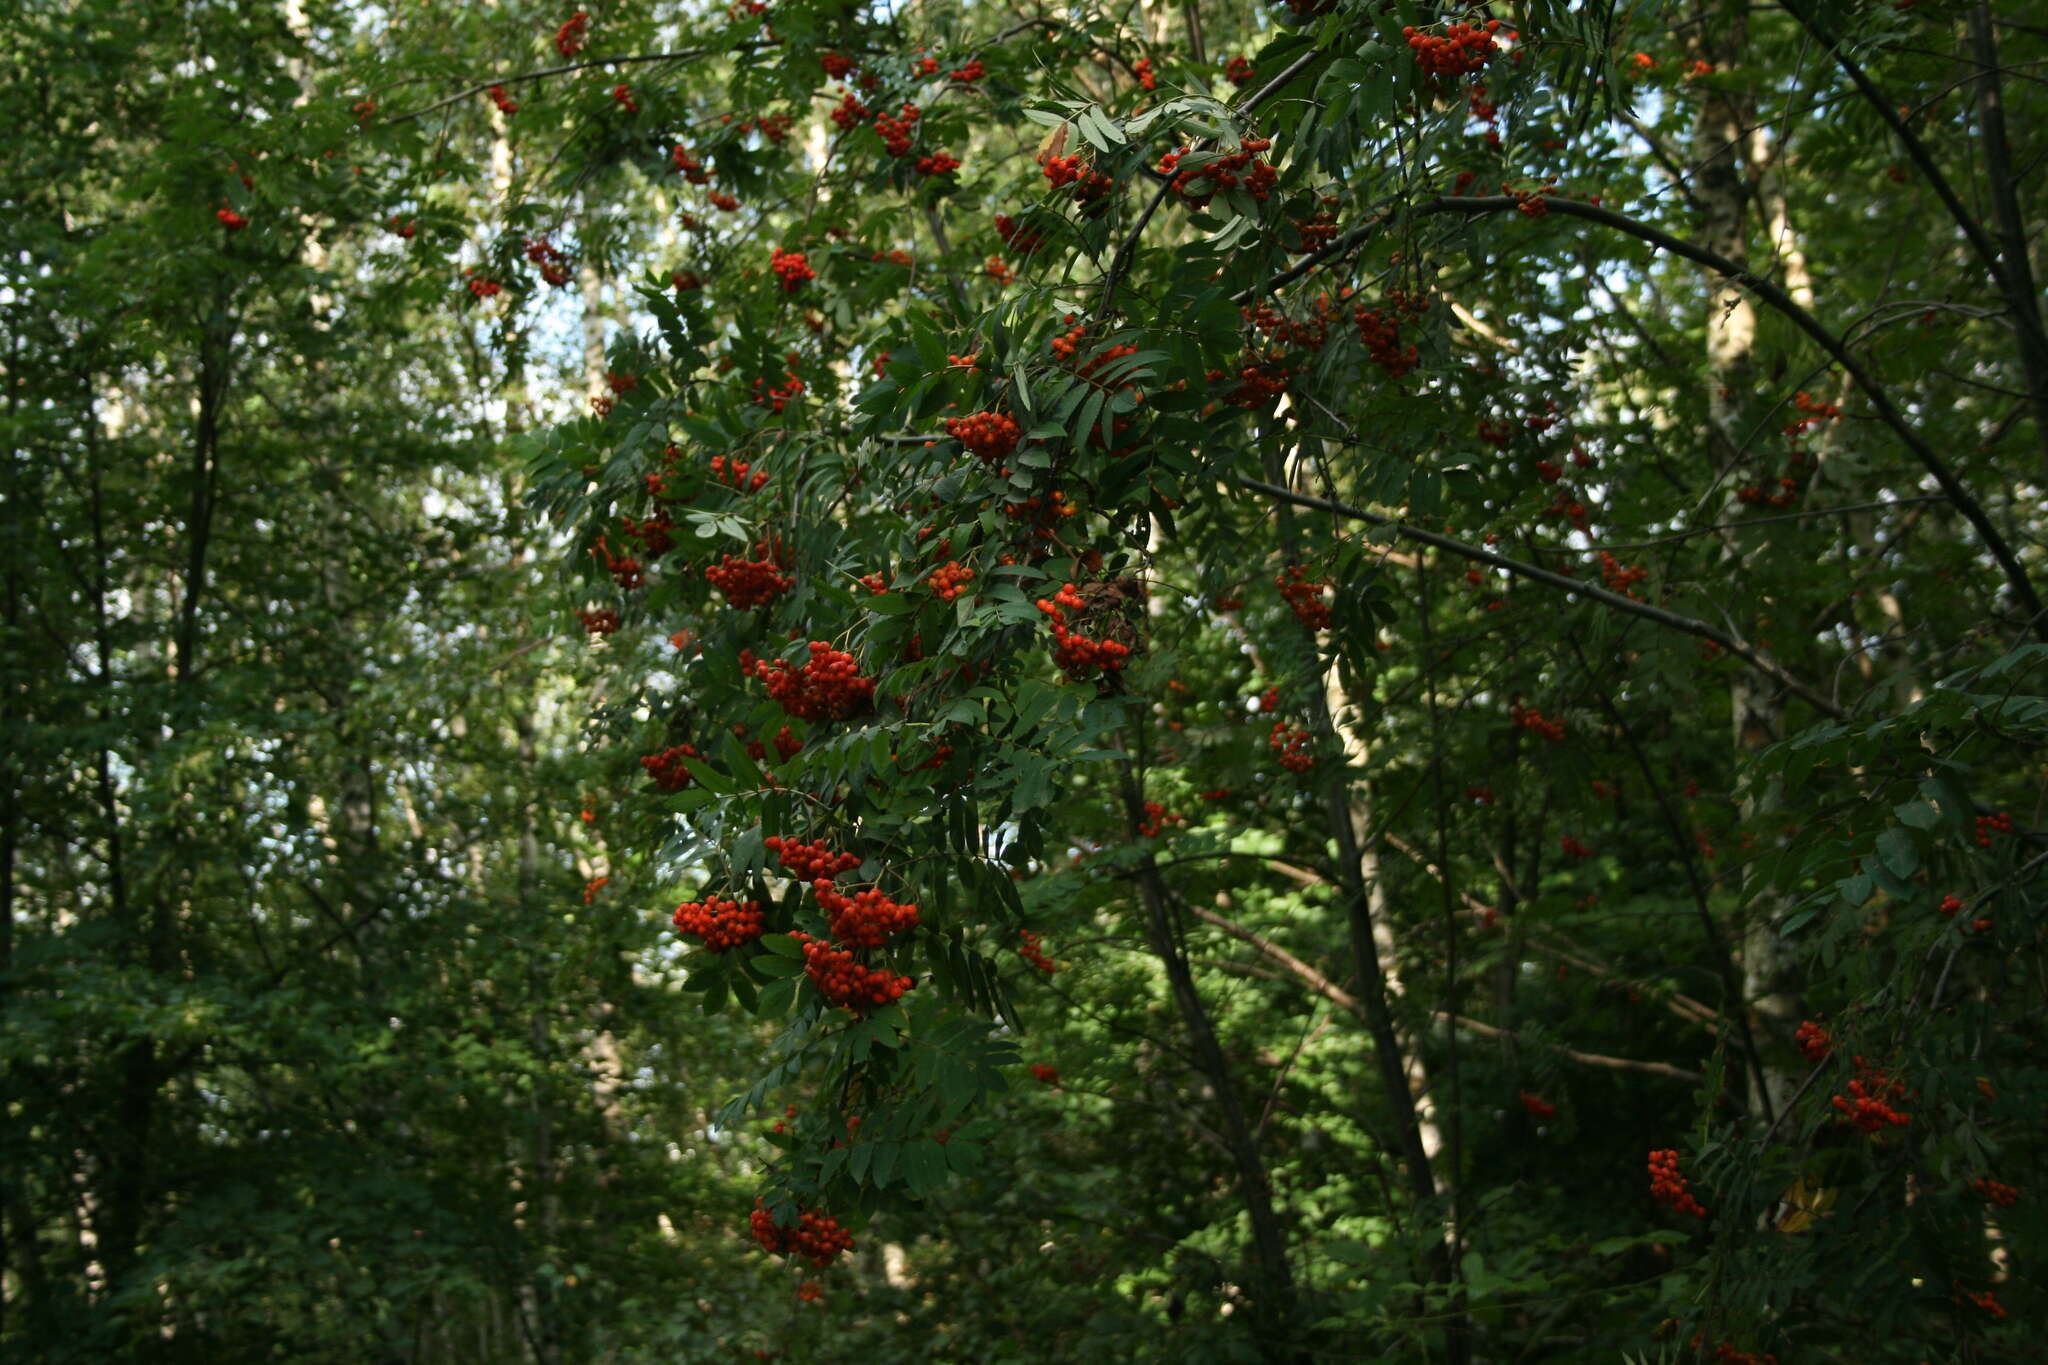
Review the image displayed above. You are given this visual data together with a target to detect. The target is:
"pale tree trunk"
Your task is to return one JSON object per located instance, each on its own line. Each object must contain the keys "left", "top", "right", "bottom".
{"left": 1685, "top": 2, "right": 1798, "bottom": 1122}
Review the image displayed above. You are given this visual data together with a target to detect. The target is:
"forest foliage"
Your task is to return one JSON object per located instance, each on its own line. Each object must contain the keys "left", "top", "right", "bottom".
{"left": 3, "top": 0, "right": 2045, "bottom": 1361}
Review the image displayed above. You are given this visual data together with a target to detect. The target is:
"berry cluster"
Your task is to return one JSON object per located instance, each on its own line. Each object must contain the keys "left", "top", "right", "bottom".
{"left": 710, "top": 454, "right": 769, "bottom": 492}
{"left": 816, "top": 884, "right": 920, "bottom": 947}
{"left": 1962, "top": 1288, "right": 2006, "bottom": 1319}
{"left": 640, "top": 743, "right": 703, "bottom": 791}
{"left": 1268, "top": 721, "right": 1314, "bottom": 773}
{"left": 750, "top": 371, "right": 805, "bottom": 412}
{"left": 1157, "top": 138, "right": 1278, "bottom": 204}
{"left": 1018, "top": 929, "right": 1057, "bottom": 974}
{"left": 1035, "top": 584, "right": 1131, "bottom": 681}
{"left": 1029, "top": 1062, "right": 1060, "bottom": 1084}
{"left": 1558, "top": 835, "right": 1594, "bottom": 859}
{"left": 1648, "top": 1149, "right": 1706, "bottom": 1217}
{"left": 466, "top": 277, "right": 503, "bottom": 299}
{"left": 577, "top": 608, "right": 619, "bottom": 636}
{"left": 928, "top": 560, "right": 975, "bottom": 601}
{"left": 793, "top": 933, "right": 914, "bottom": 1012}
{"left": 1354, "top": 291, "right": 1428, "bottom": 378}
{"left": 944, "top": 410, "right": 1021, "bottom": 464}
{"left": 1133, "top": 56, "right": 1157, "bottom": 90}
{"left": 744, "top": 642, "right": 877, "bottom": 720}
{"left": 764, "top": 835, "right": 861, "bottom": 883}
{"left": 1137, "top": 801, "right": 1185, "bottom": 838}
{"left": 1275, "top": 564, "right": 1332, "bottom": 630}
{"left": 217, "top": 208, "right": 249, "bottom": 232}
{"left": 1224, "top": 55, "right": 1256, "bottom": 86}
{"left": 750, "top": 1201, "right": 854, "bottom": 1267}
{"left": 1518, "top": 1090, "right": 1556, "bottom": 1120}
{"left": 1795, "top": 1020, "right": 1831, "bottom": 1064}
{"left": 610, "top": 83, "right": 638, "bottom": 114}
{"left": 1938, "top": 893, "right": 1965, "bottom": 917}
{"left": 487, "top": 84, "right": 519, "bottom": 114}
{"left": 769, "top": 247, "right": 816, "bottom": 292}
{"left": 582, "top": 876, "right": 608, "bottom": 903}
{"left": 873, "top": 102, "right": 921, "bottom": 156}
{"left": 1040, "top": 153, "right": 1113, "bottom": 205}
{"left": 554, "top": 11, "right": 590, "bottom": 56}
{"left": 994, "top": 213, "right": 1047, "bottom": 255}
{"left": 1405, "top": 20, "right": 1502, "bottom": 80}
{"left": 1706, "top": 1346, "right": 1777, "bottom": 1365}
{"left": 1598, "top": 552, "right": 1649, "bottom": 597}
{"left": 1510, "top": 704, "right": 1566, "bottom": 741}
{"left": 671, "top": 146, "right": 712, "bottom": 183}
{"left": 915, "top": 151, "right": 961, "bottom": 177}
{"left": 949, "top": 58, "right": 985, "bottom": 83}
{"left": 742, "top": 725, "right": 804, "bottom": 765}
{"left": 706, "top": 548, "right": 794, "bottom": 608}
{"left": 818, "top": 52, "right": 854, "bottom": 79}
{"left": 525, "top": 236, "right": 571, "bottom": 286}
{"left": 672, "top": 896, "right": 766, "bottom": 952}
{"left": 1975, "top": 809, "right": 2013, "bottom": 846}
{"left": 1831, "top": 1057, "right": 1910, "bottom": 1133}
{"left": 1973, "top": 1177, "right": 2019, "bottom": 1207}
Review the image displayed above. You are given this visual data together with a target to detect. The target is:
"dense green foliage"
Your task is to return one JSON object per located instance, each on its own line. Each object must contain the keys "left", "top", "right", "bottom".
{"left": 5, "top": 1, "right": 2045, "bottom": 1362}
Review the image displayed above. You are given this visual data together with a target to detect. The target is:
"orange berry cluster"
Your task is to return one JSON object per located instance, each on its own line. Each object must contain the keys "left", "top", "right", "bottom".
{"left": 1706, "top": 1345, "right": 1776, "bottom": 1365}
{"left": 873, "top": 102, "right": 921, "bottom": 156}
{"left": 1035, "top": 584, "right": 1130, "bottom": 681}
{"left": 1973, "top": 1177, "right": 2019, "bottom": 1207}
{"left": 1510, "top": 704, "right": 1566, "bottom": 741}
{"left": 944, "top": 410, "right": 1020, "bottom": 464}
{"left": 743, "top": 725, "right": 804, "bottom": 765}
{"left": 672, "top": 895, "right": 766, "bottom": 952}
{"left": 1018, "top": 929, "right": 1057, "bottom": 974}
{"left": 750, "top": 1201, "right": 854, "bottom": 1267}
{"left": 1938, "top": 893, "right": 1965, "bottom": 917}
{"left": 994, "top": 213, "right": 1047, "bottom": 255}
{"left": 1962, "top": 1288, "right": 2006, "bottom": 1319}
{"left": 577, "top": 607, "right": 619, "bottom": 636}
{"left": 928, "top": 560, "right": 975, "bottom": 601}
{"left": 1157, "top": 138, "right": 1278, "bottom": 204}
{"left": 1831, "top": 1057, "right": 1910, "bottom": 1133}
{"left": 769, "top": 247, "right": 815, "bottom": 291}
{"left": 710, "top": 454, "right": 769, "bottom": 492}
{"left": 1648, "top": 1149, "right": 1706, "bottom": 1217}
{"left": 706, "top": 549, "right": 794, "bottom": 608}
{"left": 467, "top": 277, "right": 503, "bottom": 299}
{"left": 554, "top": 10, "right": 589, "bottom": 57}
{"left": 582, "top": 876, "right": 609, "bottom": 903}
{"left": 750, "top": 371, "right": 805, "bottom": 412}
{"left": 671, "top": 145, "right": 712, "bottom": 183}
{"left": 1975, "top": 809, "right": 2013, "bottom": 846}
{"left": 1268, "top": 721, "right": 1314, "bottom": 773}
{"left": 1224, "top": 55, "right": 1256, "bottom": 86}
{"left": 792, "top": 933, "right": 914, "bottom": 1012}
{"left": 764, "top": 835, "right": 861, "bottom": 882}
{"left": 1040, "top": 153, "right": 1113, "bottom": 204}
{"left": 744, "top": 642, "right": 876, "bottom": 720}
{"left": 1029, "top": 1062, "right": 1060, "bottom": 1084}
{"left": 487, "top": 84, "right": 519, "bottom": 115}
{"left": 915, "top": 151, "right": 960, "bottom": 177}
{"left": 1405, "top": 21, "right": 1502, "bottom": 80}
{"left": 1137, "top": 801, "right": 1185, "bottom": 838}
{"left": 1354, "top": 299, "right": 1426, "bottom": 378}
{"left": 1795, "top": 1020, "right": 1831, "bottom": 1064}
{"left": 640, "top": 743, "right": 703, "bottom": 791}
{"left": 1275, "top": 564, "right": 1332, "bottom": 630}
{"left": 816, "top": 884, "right": 920, "bottom": 947}
{"left": 1598, "top": 551, "right": 1649, "bottom": 597}
{"left": 818, "top": 52, "right": 854, "bottom": 79}
{"left": 949, "top": 58, "right": 985, "bottom": 82}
